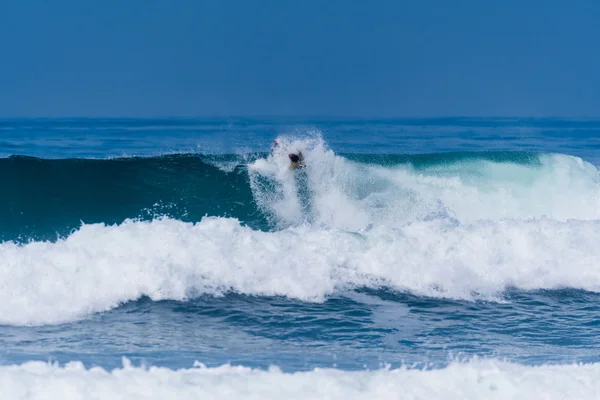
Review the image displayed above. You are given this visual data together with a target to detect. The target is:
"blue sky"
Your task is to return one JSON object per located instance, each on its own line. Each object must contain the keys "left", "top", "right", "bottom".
{"left": 1, "top": 0, "right": 599, "bottom": 117}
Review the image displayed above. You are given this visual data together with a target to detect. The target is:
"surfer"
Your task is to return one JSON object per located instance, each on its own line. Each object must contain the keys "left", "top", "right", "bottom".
{"left": 288, "top": 151, "right": 304, "bottom": 170}
{"left": 271, "top": 140, "right": 303, "bottom": 169}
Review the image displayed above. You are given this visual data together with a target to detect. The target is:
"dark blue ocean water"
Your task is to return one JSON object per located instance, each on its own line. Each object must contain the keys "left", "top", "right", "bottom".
{"left": 2, "top": 117, "right": 600, "bottom": 375}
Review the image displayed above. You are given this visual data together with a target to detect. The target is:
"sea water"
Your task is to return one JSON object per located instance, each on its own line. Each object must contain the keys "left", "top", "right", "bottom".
{"left": 1, "top": 118, "right": 600, "bottom": 398}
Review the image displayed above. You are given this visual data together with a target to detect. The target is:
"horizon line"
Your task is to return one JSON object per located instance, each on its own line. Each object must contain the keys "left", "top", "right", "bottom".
{"left": 1, "top": 115, "right": 600, "bottom": 120}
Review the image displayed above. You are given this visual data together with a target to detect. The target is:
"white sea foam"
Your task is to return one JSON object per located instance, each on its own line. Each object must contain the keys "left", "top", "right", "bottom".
{"left": 3, "top": 216, "right": 600, "bottom": 325}
{"left": 0, "top": 358, "right": 598, "bottom": 399}
{"left": 249, "top": 136, "right": 600, "bottom": 229}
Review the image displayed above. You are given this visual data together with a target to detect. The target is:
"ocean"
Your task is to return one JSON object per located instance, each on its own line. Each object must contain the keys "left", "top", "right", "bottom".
{"left": 1, "top": 117, "right": 600, "bottom": 398}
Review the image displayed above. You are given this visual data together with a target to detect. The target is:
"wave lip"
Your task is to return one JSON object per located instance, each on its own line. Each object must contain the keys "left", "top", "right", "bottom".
{"left": 4, "top": 216, "right": 600, "bottom": 325}
{"left": 1, "top": 358, "right": 599, "bottom": 400}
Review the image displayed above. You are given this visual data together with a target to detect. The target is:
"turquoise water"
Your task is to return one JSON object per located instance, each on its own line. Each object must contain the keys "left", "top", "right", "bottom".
{"left": 2, "top": 118, "right": 600, "bottom": 396}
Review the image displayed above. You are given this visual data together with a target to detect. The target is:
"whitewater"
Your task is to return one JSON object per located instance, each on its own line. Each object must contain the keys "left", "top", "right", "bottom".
{"left": 2, "top": 359, "right": 600, "bottom": 400}
{"left": 2, "top": 118, "right": 600, "bottom": 398}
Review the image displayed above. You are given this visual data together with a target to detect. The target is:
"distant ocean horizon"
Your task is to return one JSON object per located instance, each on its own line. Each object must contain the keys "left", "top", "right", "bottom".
{"left": 2, "top": 117, "right": 600, "bottom": 398}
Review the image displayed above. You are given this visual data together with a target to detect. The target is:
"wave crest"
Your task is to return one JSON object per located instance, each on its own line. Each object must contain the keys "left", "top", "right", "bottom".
{"left": 3, "top": 216, "right": 600, "bottom": 325}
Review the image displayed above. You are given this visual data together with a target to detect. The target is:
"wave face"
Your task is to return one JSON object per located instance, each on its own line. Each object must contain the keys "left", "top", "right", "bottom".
{"left": 0, "top": 154, "right": 263, "bottom": 242}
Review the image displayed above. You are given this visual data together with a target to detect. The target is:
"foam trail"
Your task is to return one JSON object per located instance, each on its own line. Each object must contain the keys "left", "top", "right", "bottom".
{"left": 4, "top": 217, "right": 600, "bottom": 325}
{"left": 249, "top": 136, "right": 600, "bottom": 229}
{"left": 0, "top": 358, "right": 599, "bottom": 399}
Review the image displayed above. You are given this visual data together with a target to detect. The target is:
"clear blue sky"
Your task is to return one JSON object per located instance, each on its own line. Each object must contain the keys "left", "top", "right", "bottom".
{"left": 1, "top": 0, "right": 599, "bottom": 117}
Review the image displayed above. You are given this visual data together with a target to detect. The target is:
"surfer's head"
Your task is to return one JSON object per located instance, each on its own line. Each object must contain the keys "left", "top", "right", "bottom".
{"left": 288, "top": 153, "right": 300, "bottom": 163}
